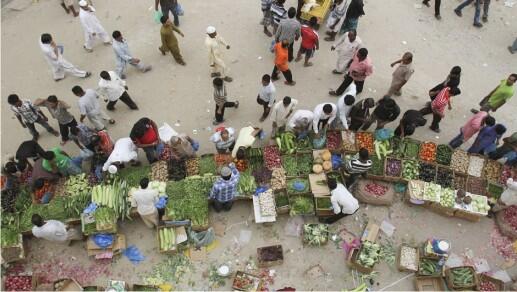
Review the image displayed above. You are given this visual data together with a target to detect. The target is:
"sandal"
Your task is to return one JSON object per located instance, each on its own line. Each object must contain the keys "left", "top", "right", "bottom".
{"left": 109, "top": 119, "right": 116, "bottom": 124}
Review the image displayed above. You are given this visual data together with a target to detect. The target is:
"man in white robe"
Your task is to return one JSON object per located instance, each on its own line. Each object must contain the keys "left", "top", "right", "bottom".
{"left": 205, "top": 26, "right": 233, "bottom": 82}
{"left": 39, "top": 33, "right": 90, "bottom": 81}
{"left": 324, "top": 0, "right": 348, "bottom": 41}
{"left": 78, "top": 0, "right": 111, "bottom": 52}
{"left": 330, "top": 29, "right": 362, "bottom": 74}
{"left": 112, "top": 31, "right": 152, "bottom": 79}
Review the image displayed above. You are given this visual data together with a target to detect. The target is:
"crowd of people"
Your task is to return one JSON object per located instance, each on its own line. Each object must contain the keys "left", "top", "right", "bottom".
{"left": 2, "top": 0, "right": 517, "bottom": 232}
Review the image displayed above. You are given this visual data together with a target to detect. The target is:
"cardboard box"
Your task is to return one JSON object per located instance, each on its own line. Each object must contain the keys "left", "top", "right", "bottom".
{"left": 414, "top": 276, "right": 445, "bottom": 291}
{"left": 347, "top": 248, "right": 374, "bottom": 274}
{"left": 477, "top": 274, "right": 504, "bottom": 291}
{"left": 257, "top": 245, "right": 283, "bottom": 268}
{"left": 232, "top": 271, "right": 262, "bottom": 291}
{"left": 157, "top": 225, "right": 189, "bottom": 253}
{"left": 53, "top": 278, "right": 82, "bottom": 291}
{"left": 361, "top": 221, "right": 379, "bottom": 242}
{"left": 397, "top": 244, "right": 420, "bottom": 273}
{"left": 309, "top": 173, "right": 330, "bottom": 195}
{"left": 444, "top": 266, "right": 478, "bottom": 291}
{"left": 86, "top": 234, "right": 126, "bottom": 257}
{"left": 314, "top": 195, "right": 334, "bottom": 217}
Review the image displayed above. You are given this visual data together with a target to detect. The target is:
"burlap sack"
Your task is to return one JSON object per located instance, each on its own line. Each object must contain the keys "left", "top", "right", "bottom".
{"left": 495, "top": 210, "right": 517, "bottom": 240}
{"left": 353, "top": 179, "right": 395, "bottom": 206}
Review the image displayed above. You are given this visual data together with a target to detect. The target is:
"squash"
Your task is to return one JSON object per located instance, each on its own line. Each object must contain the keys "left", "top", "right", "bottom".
{"left": 313, "top": 164, "right": 323, "bottom": 174}
{"left": 314, "top": 157, "right": 324, "bottom": 165}
{"left": 321, "top": 150, "right": 332, "bottom": 161}
{"left": 322, "top": 161, "right": 332, "bottom": 171}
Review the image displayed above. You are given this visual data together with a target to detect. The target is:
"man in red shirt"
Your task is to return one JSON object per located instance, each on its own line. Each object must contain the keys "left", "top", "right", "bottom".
{"left": 130, "top": 117, "right": 160, "bottom": 163}
{"left": 295, "top": 17, "right": 319, "bottom": 67}
{"left": 419, "top": 87, "right": 461, "bottom": 133}
{"left": 272, "top": 39, "right": 296, "bottom": 86}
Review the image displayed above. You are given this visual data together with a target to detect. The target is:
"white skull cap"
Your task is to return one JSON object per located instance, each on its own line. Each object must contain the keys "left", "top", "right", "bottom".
{"left": 206, "top": 26, "right": 216, "bottom": 34}
{"left": 78, "top": 0, "right": 88, "bottom": 6}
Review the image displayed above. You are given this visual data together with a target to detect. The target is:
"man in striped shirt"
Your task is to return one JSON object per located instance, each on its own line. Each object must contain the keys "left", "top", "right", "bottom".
{"left": 344, "top": 148, "right": 372, "bottom": 187}
{"left": 270, "top": 0, "right": 287, "bottom": 34}
{"left": 212, "top": 78, "right": 239, "bottom": 125}
{"left": 261, "top": 0, "right": 273, "bottom": 37}
{"left": 419, "top": 86, "right": 461, "bottom": 133}
{"left": 8, "top": 94, "right": 59, "bottom": 141}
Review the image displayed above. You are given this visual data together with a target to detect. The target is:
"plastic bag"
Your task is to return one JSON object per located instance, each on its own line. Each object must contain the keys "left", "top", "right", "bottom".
{"left": 293, "top": 181, "right": 306, "bottom": 191}
{"left": 192, "top": 141, "right": 199, "bottom": 152}
{"left": 254, "top": 186, "right": 268, "bottom": 196}
{"left": 153, "top": 10, "right": 163, "bottom": 24}
{"left": 313, "top": 130, "right": 327, "bottom": 149}
{"left": 93, "top": 233, "right": 114, "bottom": 249}
{"left": 155, "top": 197, "right": 167, "bottom": 209}
{"left": 122, "top": 245, "right": 145, "bottom": 265}
{"left": 374, "top": 128, "right": 393, "bottom": 141}
{"left": 175, "top": 3, "right": 184, "bottom": 16}
{"left": 158, "top": 123, "right": 179, "bottom": 143}
{"left": 331, "top": 154, "right": 342, "bottom": 169}
{"left": 83, "top": 202, "right": 97, "bottom": 214}
{"left": 189, "top": 227, "right": 215, "bottom": 248}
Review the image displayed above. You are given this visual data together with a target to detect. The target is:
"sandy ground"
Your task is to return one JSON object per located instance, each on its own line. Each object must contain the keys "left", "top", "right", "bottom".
{"left": 2, "top": 0, "right": 517, "bottom": 290}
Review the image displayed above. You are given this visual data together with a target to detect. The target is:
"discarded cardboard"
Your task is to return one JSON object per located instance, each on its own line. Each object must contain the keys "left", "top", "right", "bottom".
{"left": 86, "top": 234, "right": 126, "bottom": 257}
{"left": 189, "top": 246, "right": 207, "bottom": 261}
{"left": 361, "top": 221, "right": 380, "bottom": 242}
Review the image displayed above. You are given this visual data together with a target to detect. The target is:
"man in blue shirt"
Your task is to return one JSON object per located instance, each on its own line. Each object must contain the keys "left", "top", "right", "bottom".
{"left": 209, "top": 163, "right": 240, "bottom": 212}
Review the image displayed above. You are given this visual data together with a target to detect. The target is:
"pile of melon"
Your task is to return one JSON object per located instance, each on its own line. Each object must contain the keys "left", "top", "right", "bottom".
{"left": 313, "top": 150, "right": 332, "bottom": 174}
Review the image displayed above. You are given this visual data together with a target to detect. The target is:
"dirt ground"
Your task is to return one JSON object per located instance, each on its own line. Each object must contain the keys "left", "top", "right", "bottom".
{"left": 2, "top": 0, "right": 517, "bottom": 290}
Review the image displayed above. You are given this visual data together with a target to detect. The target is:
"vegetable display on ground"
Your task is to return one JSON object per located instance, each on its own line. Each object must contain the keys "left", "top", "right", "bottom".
{"left": 159, "top": 227, "right": 176, "bottom": 251}
{"left": 369, "top": 155, "right": 385, "bottom": 176}
{"left": 287, "top": 178, "right": 310, "bottom": 194}
{"left": 399, "top": 245, "right": 418, "bottom": 271}
{"left": 303, "top": 224, "right": 328, "bottom": 246}
{"left": 402, "top": 140, "right": 420, "bottom": 159}
{"left": 263, "top": 145, "right": 282, "bottom": 169}
{"left": 385, "top": 158, "right": 402, "bottom": 177}
{"left": 326, "top": 131, "right": 341, "bottom": 151}
{"left": 418, "top": 258, "right": 439, "bottom": 276}
{"left": 418, "top": 162, "right": 436, "bottom": 182}
{"left": 199, "top": 155, "right": 217, "bottom": 175}
{"left": 419, "top": 142, "right": 437, "bottom": 162}
{"left": 363, "top": 182, "right": 388, "bottom": 197}
{"left": 436, "top": 144, "right": 453, "bottom": 165}
{"left": 289, "top": 195, "right": 314, "bottom": 216}
{"left": 357, "top": 241, "right": 381, "bottom": 268}
{"left": 402, "top": 160, "right": 419, "bottom": 180}
{"left": 258, "top": 189, "right": 276, "bottom": 216}
{"left": 341, "top": 131, "right": 356, "bottom": 152}
{"left": 483, "top": 159, "right": 502, "bottom": 182}
{"left": 450, "top": 150, "right": 469, "bottom": 174}
{"left": 435, "top": 167, "right": 454, "bottom": 188}
{"left": 448, "top": 267, "right": 476, "bottom": 288}
{"left": 237, "top": 170, "right": 257, "bottom": 196}
{"left": 117, "top": 165, "right": 151, "bottom": 187}
{"left": 270, "top": 167, "right": 286, "bottom": 191}
{"left": 467, "top": 155, "right": 485, "bottom": 177}
{"left": 150, "top": 160, "right": 169, "bottom": 182}
{"left": 185, "top": 157, "right": 199, "bottom": 176}
{"left": 356, "top": 132, "right": 374, "bottom": 155}
{"left": 466, "top": 176, "right": 486, "bottom": 196}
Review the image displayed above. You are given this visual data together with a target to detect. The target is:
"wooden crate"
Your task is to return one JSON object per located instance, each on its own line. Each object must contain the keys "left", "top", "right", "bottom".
{"left": 1, "top": 234, "right": 25, "bottom": 263}
{"left": 454, "top": 209, "right": 482, "bottom": 222}
{"left": 415, "top": 276, "right": 446, "bottom": 291}
{"left": 355, "top": 131, "right": 375, "bottom": 156}
{"left": 309, "top": 173, "right": 329, "bottom": 195}
{"left": 466, "top": 175, "right": 487, "bottom": 196}
{"left": 132, "top": 284, "right": 159, "bottom": 291}
{"left": 314, "top": 195, "right": 333, "bottom": 217}
{"left": 486, "top": 181, "right": 504, "bottom": 199}
{"left": 418, "top": 141, "right": 438, "bottom": 163}
{"left": 418, "top": 161, "right": 438, "bottom": 183}
{"left": 274, "top": 189, "right": 290, "bottom": 215}
{"left": 397, "top": 244, "right": 420, "bottom": 272}
{"left": 477, "top": 274, "right": 504, "bottom": 291}
{"left": 288, "top": 194, "right": 315, "bottom": 216}
{"left": 417, "top": 257, "right": 443, "bottom": 277}
{"left": 483, "top": 159, "right": 503, "bottom": 182}
{"left": 232, "top": 271, "right": 262, "bottom": 291}
{"left": 257, "top": 245, "right": 283, "bottom": 268}
{"left": 426, "top": 202, "right": 455, "bottom": 217}
{"left": 302, "top": 224, "right": 329, "bottom": 246}
{"left": 53, "top": 278, "right": 83, "bottom": 291}
{"left": 445, "top": 266, "right": 478, "bottom": 291}
{"left": 341, "top": 130, "right": 357, "bottom": 152}
{"left": 86, "top": 234, "right": 126, "bottom": 257}
{"left": 450, "top": 149, "right": 470, "bottom": 174}
{"left": 466, "top": 154, "right": 486, "bottom": 178}
{"left": 384, "top": 157, "right": 403, "bottom": 180}
{"left": 347, "top": 248, "right": 374, "bottom": 274}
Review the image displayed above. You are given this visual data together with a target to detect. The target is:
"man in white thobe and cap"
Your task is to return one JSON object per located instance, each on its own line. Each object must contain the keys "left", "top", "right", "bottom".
{"left": 330, "top": 29, "right": 361, "bottom": 74}
{"left": 112, "top": 30, "right": 152, "bottom": 79}
{"left": 205, "top": 26, "right": 233, "bottom": 82}
{"left": 39, "top": 33, "right": 91, "bottom": 81}
{"left": 78, "top": 0, "right": 111, "bottom": 53}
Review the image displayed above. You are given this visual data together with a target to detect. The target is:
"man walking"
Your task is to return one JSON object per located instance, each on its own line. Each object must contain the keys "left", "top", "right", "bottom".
{"left": 361, "top": 96, "right": 400, "bottom": 130}
{"left": 324, "top": 0, "right": 348, "bottom": 42}
{"left": 155, "top": 0, "right": 180, "bottom": 26}
{"left": 422, "top": 0, "right": 442, "bottom": 20}
{"left": 394, "top": 109, "right": 427, "bottom": 138}
{"left": 329, "top": 47, "right": 372, "bottom": 95}
{"left": 331, "top": 29, "right": 361, "bottom": 74}
{"left": 295, "top": 17, "right": 319, "bottom": 67}
{"left": 159, "top": 15, "right": 185, "bottom": 66}
{"left": 98, "top": 71, "right": 138, "bottom": 111}
{"left": 261, "top": 0, "right": 274, "bottom": 37}
{"left": 420, "top": 86, "right": 461, "bottom": 133}
{"left": 205, "top": 26, "right": 232, "bottom": 82}
{"left": 489, "top": 132, "right": 517, "bottom": 160}
{"left": 39, "top": 33, "right": 90, "bottom": 81}
{"left": 131, "top": 178, "right": 159, "bottom": 228}
{"left": 387, "top": 52, "right": 414, "bottom": 96}
{"left": 270, "top": 96, "right": 298, "bottom": 136}
{"left": 213, "top": 78, "right": 239, "bottom": 125}
{"left": 272, "top": 39, "right": 296, "bottom": 85}
{"left": 73, "top": 85, "right": 115, "bottom": 131}
{"left": 270, "top": 0, "right": 288, "bottom": 34}
{"left": 78, "top": 0, "right": 111, "bottom": 53}
{"left": 257, "top": 74, "right": 276, "bottom": 122}
{"left": 476, "top": 74, "right": 516, "bottom": 113}
{"left": 339, "top": 0, "right": 365, "bottom": 34}
{"left": 209, "top": 163, "right": 240, "bottom": 212}
{"left": 275, "top": 7, "right": 301, "bottom": 62}
{"left": 34, "top": 96, "right": 77, "bottom": 145}
{"left": 112, "top": 31, "right": 152, "bottom": 79}
{"left": 31, "top": 214, "right": 82, "bottom": 244}
{"left": 454, "top": 0, "right": 491, "bottom": 28}
{"left": 336, "top": 83, "right": 357, "bottom": 129}
{"left": 509, "top": 38, "right": 517, "bottom": 54}
{"left": 60, "top": 0, "right": 78, "bottom": 17}
{"left": 8, "top": 94, "right": 59, "bottom": 141}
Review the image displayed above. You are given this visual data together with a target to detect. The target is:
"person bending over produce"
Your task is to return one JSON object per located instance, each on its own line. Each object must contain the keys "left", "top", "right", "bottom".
{"left": 232, "top": 126, "right": 263, "bottom": 157}
{"left": 320, "top": 178, "right": 359, "bottom": 224}
{"left": 361, "top": 95, "right": 400, "bottom": 130}
{"left": 210, "top": 127, "right": 236, "bottom": 154}
{"left": 313, "top": 103, "right": 337, "bottom": 136}
{"left": 102, "top": 137, "right": 140, "bottom": 172}
{"left": 31, "top": 214, "right": 82, "bottom": 244}
{"left": 170, "top": 134, "right": 197, "bottom": 160}
{"left": 394, "top": 109, "right": 427, "bottom": 138}
{"left": 130, "top": 117, "right": 160, "bottom": 164}
{"left": 131, "top": 178, "right": 159, "bottom": 228}
{"left": 15, "top": 140, "right": 47, "bottom": 170}
{"left": 209, "top": 163, "right": 240, "bottom": 212}
{"left": 343, "top": 148, "right": 372, "bottom": 187}
{"left": 286, "top": 109, "right": 314, "bottom": 138}
{"left": 41, "top": 148, "right": 82, "bottom": 176}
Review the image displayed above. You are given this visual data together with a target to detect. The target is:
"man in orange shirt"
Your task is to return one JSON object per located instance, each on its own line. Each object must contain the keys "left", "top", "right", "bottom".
{"left": 272, "top": 39, "right": 296, "bottom": 86}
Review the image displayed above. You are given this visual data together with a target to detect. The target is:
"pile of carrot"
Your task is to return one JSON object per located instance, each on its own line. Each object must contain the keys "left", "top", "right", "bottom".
{"left": 356, "top": 132, "right": 374, "bottom": 155}
{"left": 419, "top": 142, "right": 437, "bottom": 162}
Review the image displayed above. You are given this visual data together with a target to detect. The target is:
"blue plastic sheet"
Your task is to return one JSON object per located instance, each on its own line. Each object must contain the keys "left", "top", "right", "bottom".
{"left": 192, "top": 141, "right": 200, "bottom": 152}
{"left": 122, "top": 245, "right": 145, "bottom": 265}
{"left": 83, "top": 202, "right": 97, "bottom": 214}
{"left": 93, "top": 233, "right": 114, "bottom": 249}
{"left": 331, "top": 154, "right": 342, "bottom": 170}
{"left": 156, "top": 143, "right": 165, "bottom": 155}
{"left": 375, "top": 128, "right": 393, "bottom": 141}
{"left": 254, "top": 186, "right": 268, "bottom": 196}
{"left": 293, "top": 181, "right": 306, "bottom": 191}
{"left": 155, "top": 196, "right": 168, "bottom": 209}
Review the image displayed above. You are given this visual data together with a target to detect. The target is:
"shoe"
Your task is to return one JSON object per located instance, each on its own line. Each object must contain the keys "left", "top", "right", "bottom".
{"left": 142, "top": 65, "right": 152, "bottom": 73}
{"left": 332, "top": 69, "right": 343, "bottom": 74}
{"left": 482, "top": 16, "right": 488, "bottom": 23}
{"left": 303, "top": 62, "right": 313, "bottom": 67}
{"left": 324, "top": 36, "right": 335, "bottom": 42}
{"left": 234, "top": 101, "right": 239, "bottom": 109}
{"left": 329, "top": 90, "right": 338, "bottom": 96}
{"left": 430, "top": 127, "right": 441, "bottom": 133}
{"left": 178, "top": 60, "right": 186, "bottom": 66}
{"left": 60, "top": 140, "right": 68, "bottom": 146}
{"left": 159, "top": 47, "right": 166, "bottom": 55}
{"left": 107, "top": 107, "right": 115, "bottom": 111}
{"left": 325, "top": 31, "right": 333, "bottom": 36}
{"left": 454, "top": 9, "right": 462, "bottom": 17}
{"left": 435, "top": 14, "right": 442, "bottom": 20}
{"left": 263, "top": 28, "right": 273, "bottom": 37}
{"left": 120, "top": 73, "right": 127, "bottom": 79}
{"left": 212, "top": 119, "right": 223, "bottom": 125}
{"left": 284, "top": 81, "right": 296, "bottom": 86}
{"left": 422, "top": 1, "right": 430, "bottom": 7}
{"left": 103, "top": 41, "right": 112, "bottom": 46}
{"left": 51, "top": 130, "right": 60, "bottom": 137}
{"left": 32, "top": 134, "right": 40, "bottom": 141}
{"left": 259, "top": 116, "right": 267, "bottom": 122}
{"left": 211, "top": 72, "right": 221, "bottom": 78}
{"left": 470, "top": 108, "right": 479, "bottom": 114}
{"left": 394, "top": 91, "right": 402, "bottom": 96}
{"left": 54, "top": 77, "right": 65, "bottom": 82}
{"left": 271, "top": 76, "right": 280, "bottom": 81}
{"left": 223, "top": 76, "right": 233, "bottom": 82}
{"left": 109, "top": 119, "right": 116, "bottom": 124}
{"left": 83, "top": 45, "right": 93, "bottom": 53}
{"left": 473, "top": 22, "right": 483, "bottom": 28}
{"left": 509, "top": 46, "right": 516, "bottom": 54}
{"left": 294, "top": 56, "right": 302, "bottom": 62}
{"left": 83, "top": 72, "right": 91, "bottom": 78}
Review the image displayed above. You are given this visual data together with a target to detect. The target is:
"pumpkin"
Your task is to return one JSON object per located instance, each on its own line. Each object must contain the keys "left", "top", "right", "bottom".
{"left": 322, "top": 161, "right": 332, "bottom": 171}
{"left": 313, "top": 164, "right": 323, "bottom": 174}
{"left": 321, "top": 150, "right": 332, "bottom": 161}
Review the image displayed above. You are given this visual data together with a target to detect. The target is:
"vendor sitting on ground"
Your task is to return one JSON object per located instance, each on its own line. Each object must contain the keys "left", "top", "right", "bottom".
{"left": 210, "top": 127, "right": 236, "bottom": 154}
{"left": 31, "top": 214, "right": 82, "bottom": 244}
{"left": 41, "top": 148, "right": 82, "bottom": 176}
{"left": 209, "top": 163, "right": 240, "bottom": 212}
{"left": 131, "top": 177, "right": 159, "bottom": 228}
{"left": 343, "top": 148, "right": 372, "bottom": 187}
{"left": 1, "top": 161, "right": 24, "bottom": 191}
{"left": 32, "top": 178, "right": 53, "bottom": 204}
{"left": 170, "top": 134, "right": 197, "bottom": 160}
{"left": 320, "top": 178, "right": 359, "bottom": 224}
{"left": 231, "top": 126, "right": 263, "bottom": 157}
{"left": 286, "top": 109, "right": 314, "bottom": 138}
